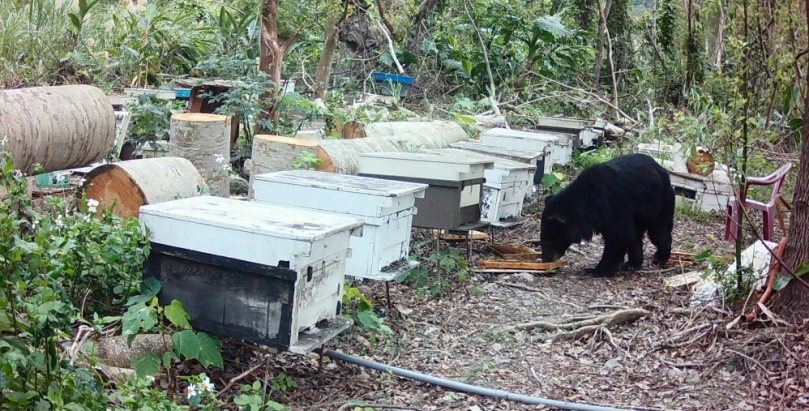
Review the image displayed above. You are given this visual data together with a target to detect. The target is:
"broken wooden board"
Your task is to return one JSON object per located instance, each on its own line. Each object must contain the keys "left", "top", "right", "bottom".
{"left": 489, "top": 244, "right": 540, "bottom": 261}
{"left": 432, "top": 230, "right": 489, "bottom": 241}
{"left": 669, "top": 251, "right": 697, "bottom": 262}
{"left": 477, "top": 260, "right": 567, "bottom": 270}
{"left": 473, "top": 268, "right": 554, "bottom": 275}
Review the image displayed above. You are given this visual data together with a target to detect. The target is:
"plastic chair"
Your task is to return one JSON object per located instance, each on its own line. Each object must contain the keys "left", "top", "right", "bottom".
{"left": 724, "top": 163, "right": 793, "bottom": 242}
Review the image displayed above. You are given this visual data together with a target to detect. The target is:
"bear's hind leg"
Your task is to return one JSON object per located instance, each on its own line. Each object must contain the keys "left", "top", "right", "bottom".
{"left": 650, "top": 201, "right": 675, "bottom": 266}
{"left": 620, "top": 226, "right": 645, "bottom": 271}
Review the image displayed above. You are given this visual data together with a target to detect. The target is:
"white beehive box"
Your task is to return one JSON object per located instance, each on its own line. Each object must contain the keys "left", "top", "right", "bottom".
{"left": 139, "top": 196, "right": 364, "bottom": 352}
{"left": 480, "top": 128, "right": 572, "bottom": 169}
{"left": 358, "top": 152, "right": 494, "bottom": 230}
{"left": 252, "top": 170, "right": 429, "bottom": 281}
{"left": 427, "top": 149, "right": 536, "bottom": 227}
{"left": 449, "top": 140, "right": 545, "bottom": 185}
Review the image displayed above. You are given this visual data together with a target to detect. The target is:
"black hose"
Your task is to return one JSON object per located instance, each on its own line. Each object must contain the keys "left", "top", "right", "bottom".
{"left": 323, "top": 349, "right": 637, "bottom": 411}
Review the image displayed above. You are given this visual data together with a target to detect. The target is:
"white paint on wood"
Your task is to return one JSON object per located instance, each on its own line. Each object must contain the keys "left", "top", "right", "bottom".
{"left": 253, "top": 170, "right": 428, "bottom": 281}
{"left": 139, "top": 196, "right": 363, "bottom": 341}
{"left": 357, "top": 152, "right": 493, "bottom": 181}
{"left": 449, "top": 141, "right": 544, "bottom": 165}
{"left": 425, "top": 149, "right": 534, "bottom": 225}
{"left": 534, "top": 116, "right": 594, "bottom": 131}
{"left": 480, "top": 128, "right": 572, "bottom": 170}
{"left": 0, "top": 85, "right": 117, "bottom": 175}
{"left": 317, "top": 123, "right": 469, "bottom": 175}
{"left": 170, "top": 113, "right": 231, "bottom": 197}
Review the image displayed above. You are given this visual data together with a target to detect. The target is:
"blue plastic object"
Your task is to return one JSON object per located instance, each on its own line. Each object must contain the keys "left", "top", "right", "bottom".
{"left": 174, "top": 88, "right": 192, "bottom": 100}
{"left": 371, "top": 72, "right": 415, "bottom": 97}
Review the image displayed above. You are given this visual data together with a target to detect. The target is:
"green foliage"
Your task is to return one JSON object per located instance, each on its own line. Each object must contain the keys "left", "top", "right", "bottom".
{"left": 397, "top": 249, "right": 470, "bottom": 299}
{"left": 234, "top": 380, "right": 287, "bottom": 411}
{"left": 120, "top": 278, "right": 224, "bottom": 377}
{"left": 571, "top": 146, "right": 619, "bottom": 171}
{"left": 0, "top": 151, "right": 133, "bottom": 410}
{"left": 288, "top": 151, "right": 323, "bottom": 170}
{"left": 656, "top": 0, "right": 677, "bottom": 56}
{"left": 342, "top": 283, "right": 392, "bottom": 335}
{"left": 540, "top": 171, "right": 567, "bottom": 195}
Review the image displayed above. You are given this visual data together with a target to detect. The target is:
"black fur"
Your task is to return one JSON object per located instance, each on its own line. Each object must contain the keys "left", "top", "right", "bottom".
{"left": 540, "top": 153, "right": 676, "bottom": 277}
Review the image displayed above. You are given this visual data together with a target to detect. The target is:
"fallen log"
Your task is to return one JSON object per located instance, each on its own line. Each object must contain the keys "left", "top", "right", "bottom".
{"left": 247, "top": 135, "right": 321, "bottom": 198}
{"left": 317, "top": 128, "right": 469, "bottom": 174}
{"left": 0, "top": 85, "right": 116, "bottom": 175}
{"left": 248, "top": 123, "right": 469, "bottom": 179}
{"left": 361, "top": 120, "right": 468, "bottom": 138}
{"left": 170, "top": 113, "right": 231, "bottom": 197}
{"left": 83, "top": 157, "right": 207, "bottom": 219}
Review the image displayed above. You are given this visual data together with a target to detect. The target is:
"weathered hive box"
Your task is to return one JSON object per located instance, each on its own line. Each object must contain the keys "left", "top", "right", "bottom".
{"left": 534, "top": 117, "right": 605, "bottom": 148}
{"left": 479, "top": 128, "right": 572, "bottom": 169}
{"left": 449, "top": 140, "right": 545, "bottom": 185}
{"left": 427, "top": 149, "right": 536, "bottom": 228}
{"left": 668, "top": 168, "right": 734, "bottom": 213}
{"left": 252, "top": 170, "right": 428, "bottom": 282}
{"left": 139, "top": 196, "right": 364, "bottom": 353}
{"left": 358, "top": 152, "right": 494, "bottom": 231}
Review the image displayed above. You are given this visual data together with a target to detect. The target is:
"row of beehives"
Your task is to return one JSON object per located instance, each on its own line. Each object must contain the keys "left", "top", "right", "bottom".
{"left": 135, "top": 122, "right": 603, "bottom": 355}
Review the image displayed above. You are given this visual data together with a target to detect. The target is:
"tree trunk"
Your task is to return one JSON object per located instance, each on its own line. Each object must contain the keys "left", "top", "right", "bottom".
{"left": 715, "top": 0, "right": 725, "bottom": 72}
{"left": 593, "top": 0, "right": 612, "bottom": 88}
{"left": 313, "top": 15, "right": 340, "bottom": 101}
{"left": 0, "top": 85, "right": 116, "bottom": 175}
{"left": 776, "top": 0, "right": 809, "bottom": 319}
{"left": 169, "top": 113, "right": 231, "bottom": 198}
{"left": 247, "top": 135, "right": 321, "bottom": 198}
{"left": 83, "top": 157, "right": 207, "bottom": 219}
{"left": 258, "top": 0, "right": 298, "bottom": 131}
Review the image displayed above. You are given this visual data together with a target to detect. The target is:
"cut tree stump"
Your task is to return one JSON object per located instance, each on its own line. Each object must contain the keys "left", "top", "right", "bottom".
{"left": 0, "top": 85, "right": 116, "bottom": 175}
{"left": 170, "top": 113, "right": 231, "bottom": 197}
{"left": 247, "top": 135, "right": 321, "bottom": 198}
{"left": 83, "top": 157, "right": 207, "bottom": 219}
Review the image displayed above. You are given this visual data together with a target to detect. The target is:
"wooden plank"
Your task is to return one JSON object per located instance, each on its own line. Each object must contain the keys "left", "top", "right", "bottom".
{"left": 476, "top": 260, "right": 567, "bottom": 270}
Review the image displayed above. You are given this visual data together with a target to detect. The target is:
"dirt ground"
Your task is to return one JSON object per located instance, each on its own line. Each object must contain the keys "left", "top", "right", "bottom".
{"left": 33, "top": 186, "right": 809, "bottom": 411}
{"left": 199, "top": 198, "right": 809, "bottom": 411}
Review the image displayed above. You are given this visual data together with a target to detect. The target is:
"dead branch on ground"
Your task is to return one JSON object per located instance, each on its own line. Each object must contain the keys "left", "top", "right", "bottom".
{"left": 504, "top": 309, "right": 648, "bottom": 343}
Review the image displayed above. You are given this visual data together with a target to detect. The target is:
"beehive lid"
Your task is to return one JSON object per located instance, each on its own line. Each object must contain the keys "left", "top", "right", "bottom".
{"left": 254, "top": 170, "right": 428, "bottom": 197}
{"left": 427, "top": 149, "right": 537, "bottom": 172}
{"left": 449, "top": 141, "right": 544, "bottom": 162}
{"left": 358, "top": 152, "right": 493, "bottom": 181}
{"left": 534, "top": 116, "right": 594, "bottom": 130}
{"left": 139, "top": 196, "right": 363, "bottom": 243}
{"left": 482, "top": 128, "right": 566, "bottom": 142}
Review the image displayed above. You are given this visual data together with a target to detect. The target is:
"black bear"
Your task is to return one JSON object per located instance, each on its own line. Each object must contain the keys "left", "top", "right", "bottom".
{"left": 540, "top": 153, "right": 675, "bottom": 277}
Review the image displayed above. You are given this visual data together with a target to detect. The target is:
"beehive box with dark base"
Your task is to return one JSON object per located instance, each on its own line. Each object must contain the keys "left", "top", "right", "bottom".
{"left": 427, "top": 149, "right": 536, "bottom": 228}
{"left": 357, "top": 152, "right": 494, "bottom": 231}
{"left": 139, "top": 196, "right": 363, "bottom": 353}
{"left": 252, "top": 170, "right": 429, "bottom": 282}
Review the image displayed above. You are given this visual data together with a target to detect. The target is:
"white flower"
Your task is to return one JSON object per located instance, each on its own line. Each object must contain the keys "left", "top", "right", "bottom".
{"left": 214, "top": 153, "right": 225, "bottom": 164}
{"left": 55, "top": 214, "right": 64, "bottom": 228}
{"left": 198, "top": 375, "right": 214, "bottom": 392}
{"left": 0, "top": 135, "right": 7, "bottom": 148}
{"left": 14, "top": 169, "right": 22, "bottom": 178}
{"left": 83, "top": 214, "right": 91, "bottom": 222}
{"left": 31, "top": 220, "right": 38, "bottom": 229}
{"left": 186, "top": 383, "right": 199, "bottom": 399}
{"left": 222, "top": 164, "right": 229, "bottom": 171}
{"left": 78, "top": 177, "right": 86, "bottom": 185}
{"left": 146, "top": 375, "right": 155, "bottom": 382}
{"left": 86, "top": 198, "right": 99, "bottom": 214}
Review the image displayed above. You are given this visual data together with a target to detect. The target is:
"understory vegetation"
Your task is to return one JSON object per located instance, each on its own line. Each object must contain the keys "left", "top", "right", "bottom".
{"left": 2, "top": 0, "right": 809, "bottom": 409}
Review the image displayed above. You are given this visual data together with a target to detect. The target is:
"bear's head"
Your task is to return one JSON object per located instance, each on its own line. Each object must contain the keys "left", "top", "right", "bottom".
{"left": 539, "top": 195, "right": 583, "bottom": 263}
